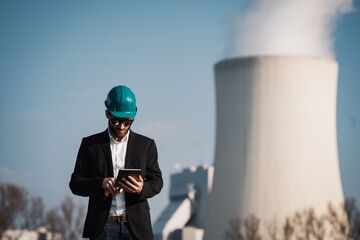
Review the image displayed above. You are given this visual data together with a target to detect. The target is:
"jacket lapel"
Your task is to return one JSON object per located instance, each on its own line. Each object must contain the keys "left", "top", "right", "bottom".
{"left": 100, "top": 129, "right": 114, "bottom": 177}
{"left": 125, "top": 130, "right": 136, "bottom": 169}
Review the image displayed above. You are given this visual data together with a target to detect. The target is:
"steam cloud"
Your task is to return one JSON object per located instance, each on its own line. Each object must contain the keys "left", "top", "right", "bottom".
{"left": 229, "top": 0, "right": 354, "bottom": 59}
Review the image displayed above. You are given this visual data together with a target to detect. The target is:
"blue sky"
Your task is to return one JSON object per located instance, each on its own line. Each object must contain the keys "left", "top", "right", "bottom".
{"left": 0, "top": 0, "right": 359, "bottom": 223}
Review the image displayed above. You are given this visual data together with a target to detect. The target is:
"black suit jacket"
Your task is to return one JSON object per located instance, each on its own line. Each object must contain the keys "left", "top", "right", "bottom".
{"left": 69, "top": 129, "right": 163, "bottom": 240}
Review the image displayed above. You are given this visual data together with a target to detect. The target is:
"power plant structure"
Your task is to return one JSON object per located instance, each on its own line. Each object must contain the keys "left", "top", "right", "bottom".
{"left": 203, "top": 56, "right": 345, "bottom": 239}
{"left": 153, "top": 165, "right": 214, "bottom": 240}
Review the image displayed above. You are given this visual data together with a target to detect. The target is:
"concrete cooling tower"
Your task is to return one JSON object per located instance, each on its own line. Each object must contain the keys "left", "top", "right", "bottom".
{"left": 204, "top": 56, "right": 345, "bottom": 239}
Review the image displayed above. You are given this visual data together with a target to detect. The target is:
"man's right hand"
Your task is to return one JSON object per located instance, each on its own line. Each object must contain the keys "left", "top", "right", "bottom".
{"left": 102, "top": 177, "right": 118, "bottom": 195}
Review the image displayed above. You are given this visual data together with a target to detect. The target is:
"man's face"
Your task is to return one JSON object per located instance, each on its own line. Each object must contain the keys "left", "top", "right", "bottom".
{"left": 105, "top": 110, "right": 133, "bottom": 141}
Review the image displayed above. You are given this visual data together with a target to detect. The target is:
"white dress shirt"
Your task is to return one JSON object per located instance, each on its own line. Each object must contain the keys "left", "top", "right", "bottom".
{"left": 108, "top": 129, "right": 129, "bottom": 216}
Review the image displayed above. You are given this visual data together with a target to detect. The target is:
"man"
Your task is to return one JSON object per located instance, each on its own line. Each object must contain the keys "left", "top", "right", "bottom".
{"left": 69, "top": 85, "right": 163, "bottom": 240}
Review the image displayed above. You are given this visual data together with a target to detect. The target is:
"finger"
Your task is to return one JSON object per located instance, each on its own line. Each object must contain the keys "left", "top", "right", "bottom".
{"left": 122, "top": 178, "right": 137, "bottom": 190}
{"left": 107, "top": 181, "right": 113, "bottom": 190}
{"left": 131, "top": 175, "right": 143, "bottom": 183}
{"left": 118, "top": 181, "right": 132, "bottom": 192}
{"left": 128, "top": 176, "right": 143, "bottom": 191}
{"left": 118, "top": 181, "right": 125, "bottom": 189}
{"left": 107, "top": 185, "right": 114, "bottom": 195}
{"left": 126, "top": 176, "right": 143, "bottom": 193}
{"left": 121, "top": 179, "right": 139, "bottom": 193}
{"left": 127, "top": 176, "right": 140, "bottom": 186}
{"left": 109, "top": 178, "right": 116, "bottom": 186}
{"left": 102, "top": 177, "right": 112, "bottom": 188}
{"left": 110, "top": 187, "right": 120, "bottom": 195}
{"left": 107, "top": 180, "right": 117, "bottom": 195}
{"left": 107, "top": 184, "right": 115, "bottom": 195}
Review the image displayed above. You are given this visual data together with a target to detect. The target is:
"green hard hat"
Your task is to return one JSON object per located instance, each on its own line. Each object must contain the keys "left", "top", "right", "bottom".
{"left": 105, "top": 85, "right": 137, "bottom": 118}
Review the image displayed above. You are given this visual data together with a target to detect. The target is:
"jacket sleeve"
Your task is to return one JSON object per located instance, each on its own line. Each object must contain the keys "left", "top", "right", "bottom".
{"left": 69, "top": 138, "right": 105, "bottom": 197}
{"left": 139, "top": 140, "right": 163, "bottom": 200}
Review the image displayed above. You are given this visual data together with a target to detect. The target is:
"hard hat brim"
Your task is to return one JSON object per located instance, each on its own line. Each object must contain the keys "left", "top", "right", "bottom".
{"left": 109, "top": 110, "right": 137, "bottom": 119}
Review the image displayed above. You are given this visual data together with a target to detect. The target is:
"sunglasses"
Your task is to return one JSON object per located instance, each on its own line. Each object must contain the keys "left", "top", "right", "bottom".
{"left": 109, "top": 118, "right": 133, "bottom": 127}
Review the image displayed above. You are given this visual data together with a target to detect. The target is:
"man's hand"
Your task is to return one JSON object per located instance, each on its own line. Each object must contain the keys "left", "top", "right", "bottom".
{"left": 118, "top": 175, "right": 144, "bottom": 195}
{"left": 102, "top": 177, "right": 119, "bottom": 195}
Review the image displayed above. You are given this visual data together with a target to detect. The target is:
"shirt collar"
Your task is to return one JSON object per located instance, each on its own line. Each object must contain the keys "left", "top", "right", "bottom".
{"left": 108, "top": 129, "right": 130, "bottom": 144}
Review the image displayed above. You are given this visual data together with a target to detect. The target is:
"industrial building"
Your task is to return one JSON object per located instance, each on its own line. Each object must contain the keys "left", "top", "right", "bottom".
{"left": 153, "top": 165, "right": 213, "bottom": 240}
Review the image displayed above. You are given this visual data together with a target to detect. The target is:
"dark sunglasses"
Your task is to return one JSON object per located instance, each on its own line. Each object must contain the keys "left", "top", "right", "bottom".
{"left": 110, "top": 118, "right": 133, "bottom": 127}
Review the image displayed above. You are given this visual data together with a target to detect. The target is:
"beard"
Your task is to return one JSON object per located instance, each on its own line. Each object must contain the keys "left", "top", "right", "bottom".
{"left": 108, "top": 120, "right": 129, "bottom": 141}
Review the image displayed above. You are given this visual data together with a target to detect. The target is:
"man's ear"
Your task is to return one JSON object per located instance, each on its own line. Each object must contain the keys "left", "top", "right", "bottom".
{"left": 105, "top": 110, "right": 110, "bottom": 119}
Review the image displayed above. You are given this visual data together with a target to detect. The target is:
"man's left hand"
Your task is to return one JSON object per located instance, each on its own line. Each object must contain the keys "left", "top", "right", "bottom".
{"left": 118, "top": 175, "right": 144, "bottom": 195}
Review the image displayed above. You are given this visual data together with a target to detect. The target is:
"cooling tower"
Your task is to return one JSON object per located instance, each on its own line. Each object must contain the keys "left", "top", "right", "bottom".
{"left": 204, "top": 56, "right": 344, "bottom": 239}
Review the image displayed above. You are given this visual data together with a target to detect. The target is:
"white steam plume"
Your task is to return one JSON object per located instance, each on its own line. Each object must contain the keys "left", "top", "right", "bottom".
{"left": 229, "top": 0, "right": 354, "bottom": 59}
